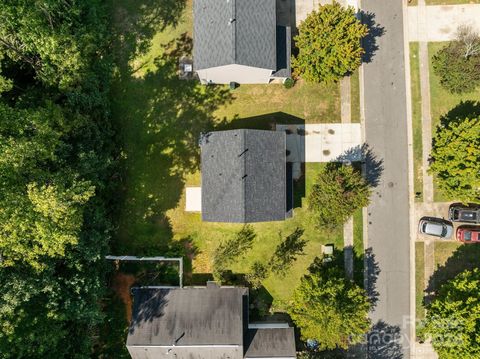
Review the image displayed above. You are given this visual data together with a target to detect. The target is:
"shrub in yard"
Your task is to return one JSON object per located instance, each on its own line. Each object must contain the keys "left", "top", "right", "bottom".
{"left": 429, "top": 109, "right": 480, "bottom": 202}
{"left": 308, "top": 164, "right": 371, "bottom": 229}
{"left": 420, "top": 268, "right": 480, "bottom": 358}
{"left": 283, "top": 77, "right": 295, "bottom": 89}
{"left": 245, "top": 261, "right": 269, "bottom": 289}
{"left": 432, "top": 41, "right": 480, "bottom": 94}
{"left": 289, "top": 258, "right": 371, "bottom": 350}
{"left": 292, "top": 2, "right": 368, "bottom": 83}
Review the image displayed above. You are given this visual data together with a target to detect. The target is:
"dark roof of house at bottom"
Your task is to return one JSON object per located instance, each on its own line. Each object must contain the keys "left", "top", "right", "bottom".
{"left": 193, "top": 0, "right": 277, "bottom": 71}
{"left": 126, "top": 287, "right": 297, "bottom": 359}
{"left": 200, "top": 129, "right": 287, "bottom": 223}
{"left": 127, "top": 287, "right": 248, "bottom": 347}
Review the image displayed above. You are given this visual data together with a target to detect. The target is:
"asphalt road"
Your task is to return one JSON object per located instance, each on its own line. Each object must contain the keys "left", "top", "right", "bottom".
{"left": 361, "top": 0, "right": 412, "bottom": 357}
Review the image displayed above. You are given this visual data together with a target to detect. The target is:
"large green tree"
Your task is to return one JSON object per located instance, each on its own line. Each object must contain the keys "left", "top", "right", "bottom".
{"left": 432, "top": 42, "right": 480, "bottom": 94}
{"left": 0, "top": 0, "right": 113, "bottom": 356}
{"left": 429, "top": 111, "right": 480, "bottom": 202}
{"left": 289, "top": 259, "right": 371, "bottom": 350}
{"left": 292, "top": 2, "right": 368, "bottom": 83}
{"left": 421, "top": 269, "right": 480, "bottom": 358}
{"left": 308, "top": 164, "right": 371, "bottom": 229}
{"left": 0, "top": 0, "right": 108, "bottom": 89}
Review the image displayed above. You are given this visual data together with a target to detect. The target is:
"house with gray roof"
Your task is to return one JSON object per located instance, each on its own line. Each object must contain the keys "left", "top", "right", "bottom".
{"left": 193, "top": 0, "right": 291, "bottom": 84}
{"left": 126, "top": 285, "right": 296, "bottom": 359}
{"left": 200, "top": 129, "right": 293, "bottom": 223}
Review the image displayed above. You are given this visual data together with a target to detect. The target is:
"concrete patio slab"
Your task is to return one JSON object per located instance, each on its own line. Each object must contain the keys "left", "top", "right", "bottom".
{"left": 276, "top": 123, "right": 363, "bottom": 163}
{"left": 185, "top": 187, "right": 202, "bottom": 212}
{"left": 408, "top": 5, "right": 480, "bottom": 42}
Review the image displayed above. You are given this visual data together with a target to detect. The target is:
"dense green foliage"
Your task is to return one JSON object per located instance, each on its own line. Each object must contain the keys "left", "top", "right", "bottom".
{"left": 308, "top": 164, "right": 371, "bottom": 229}
{"left": 0, "top": 1, "right": 114, "bottom": 357}
{"left": 289, "top": 259, "right": 371, "bottom": 350}
{"left": 421, "top": 269, "right": 480, "bottom": 358}
{"left": 429, "top": 110, "right": 480, "bottom": 202}
{"left": 292, "top": 2, "right": 368, "bottom": 83}
{"left": 213, "top": 225, "right": 256, "bottom": 280}
{"left": 432, "top": 42, "right": 480, "bottom": 94}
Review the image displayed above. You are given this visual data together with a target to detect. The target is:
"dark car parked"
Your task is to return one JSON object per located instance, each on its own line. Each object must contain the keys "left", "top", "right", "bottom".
{"left": 448, "top": 204, "right": 480, "bottom": 224}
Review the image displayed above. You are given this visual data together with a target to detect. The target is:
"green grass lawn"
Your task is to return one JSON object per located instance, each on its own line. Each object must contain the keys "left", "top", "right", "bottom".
{"left": 109, "top": 0, "right": 344, "bottom": 313}
{"left": 167, "top": 163, "right": 343, "bottom": 310}
{"left": 213, "top": 80, "right": 341, "bottom": 124}
{"left": 428, "top": 42, "right": 480, "bottom": 201}
{"left": 350, "top": 70, "right": 361, "bottom": 123}
{"left": 415, "top": 242, "right": 425, "bottom": 321}
{"left": 410, "top": 42, "right": 423, "bottom": 202}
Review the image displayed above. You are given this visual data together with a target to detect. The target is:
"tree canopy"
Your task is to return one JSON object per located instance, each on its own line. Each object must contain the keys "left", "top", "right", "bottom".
{"left": 432, "top": 41, "right": 480, "bottom": 94}
{"left": 308, "top": 164, "right": 371, "bottom": 229}
{"left": 289, "top": 259, "right": 371, "bottom": 350}
{"left": 0, "top": 0, "right": 113, "bottom": 357}
{"left": 429, "top": 107, "right": 480, "bottom": 202}
{"left": 292, "top": 2, "right": 368, "bottom": 83}
{"left": 421, "top": 269, "right": 480, "bottom": 358}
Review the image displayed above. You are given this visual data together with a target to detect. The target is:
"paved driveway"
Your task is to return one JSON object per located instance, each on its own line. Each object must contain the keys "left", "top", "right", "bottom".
{"left": 408, "top": 5, "right": 480, "bottom": 41}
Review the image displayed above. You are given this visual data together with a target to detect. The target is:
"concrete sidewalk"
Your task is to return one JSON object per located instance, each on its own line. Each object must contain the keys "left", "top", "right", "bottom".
{"left": 408, "top": 4, "right": 480, "bottom": 41}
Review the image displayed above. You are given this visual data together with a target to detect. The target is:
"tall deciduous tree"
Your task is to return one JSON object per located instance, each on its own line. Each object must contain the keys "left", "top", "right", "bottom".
{"left": 420, "top": 269, "right": 480, "bottom": 358}
{"left": 292, "top": 2, "right": 368, "bottom": 83}
{"left": 289, "top": 259, "right": 371, "bottom": 350}
{"left": 429, "top": 111, "right": 480, "bottom": 202}
{"left": 308, "top": 164, "right": 371, "bottom": 229}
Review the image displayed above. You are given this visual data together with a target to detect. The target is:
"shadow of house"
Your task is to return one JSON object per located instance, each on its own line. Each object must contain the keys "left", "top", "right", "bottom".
{"left": 360, "top": 11, "right": 385, "bottom": 64}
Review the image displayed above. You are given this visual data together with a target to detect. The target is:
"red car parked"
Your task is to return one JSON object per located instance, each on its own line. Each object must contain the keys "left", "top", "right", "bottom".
{"left": 456, "top": 226, "right": 480, "bottom": 243}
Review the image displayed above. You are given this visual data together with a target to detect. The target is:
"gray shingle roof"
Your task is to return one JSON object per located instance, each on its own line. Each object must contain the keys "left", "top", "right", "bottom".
{"left": 193, "top": 0, "right": 277, "bottom": 71}
{"left": 127, "top": 287, "right": 248, "bottom": 346}
{"left": 200, "top": 129, "right": 287, "bottom": 223}
{"left": 245, "top": 328, "right": 296, "bottom": 358}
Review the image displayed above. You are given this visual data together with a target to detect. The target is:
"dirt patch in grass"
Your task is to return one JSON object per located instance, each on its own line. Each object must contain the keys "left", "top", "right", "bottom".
{"left": 111, "top": 272, "right": 136, "bottom": 322}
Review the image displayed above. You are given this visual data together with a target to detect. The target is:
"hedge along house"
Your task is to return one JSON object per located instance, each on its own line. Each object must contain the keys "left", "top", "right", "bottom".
{"left": 193, "top": 0, "right": 291, "bottom": 84}
{"left": 200, "top": 129, "right": 293, "bottom": 223}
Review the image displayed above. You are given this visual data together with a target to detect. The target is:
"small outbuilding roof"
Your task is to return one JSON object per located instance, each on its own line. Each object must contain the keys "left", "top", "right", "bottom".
{"left": 200, "top": 129, "right": 287, "bottom": 223}
{"left": 193, "top": 0, "right": 277, "bottom": 71}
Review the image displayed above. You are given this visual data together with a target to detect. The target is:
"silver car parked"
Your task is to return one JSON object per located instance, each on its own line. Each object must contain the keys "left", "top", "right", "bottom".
{"left": 418, "top": 217, "right": 453, "bottom": 239}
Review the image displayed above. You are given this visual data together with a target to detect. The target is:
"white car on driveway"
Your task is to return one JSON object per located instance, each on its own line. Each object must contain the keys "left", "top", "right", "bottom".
{"left": 418, "top": 217, "right": 454, "bottom": 239}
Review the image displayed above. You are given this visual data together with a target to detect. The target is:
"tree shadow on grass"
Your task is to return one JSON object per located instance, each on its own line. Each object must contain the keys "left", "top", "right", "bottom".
{"left": 111, "top": 34, "right": 233, "bottom": 253}
{"left": 360, "top": 11, "right": 385, "bottom": 64}
{"left": 425, "top": 244, "right": 480, "bottom": 303}
{"left": 109, "top": 0, "right": 187, "bottom": 73}
{"left": 438, "top": 100, "right": 480, "bottom": 128}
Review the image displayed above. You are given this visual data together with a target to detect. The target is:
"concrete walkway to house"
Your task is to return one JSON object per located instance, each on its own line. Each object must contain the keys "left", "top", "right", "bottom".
{"left": 416, "top": 0, "right": 435, "bottom": 204}
{"left": 340, "top": 75, "right": 355, "bottom": 280}
{"left": 408, "top": 4, "right": 480, "bottom": 42}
